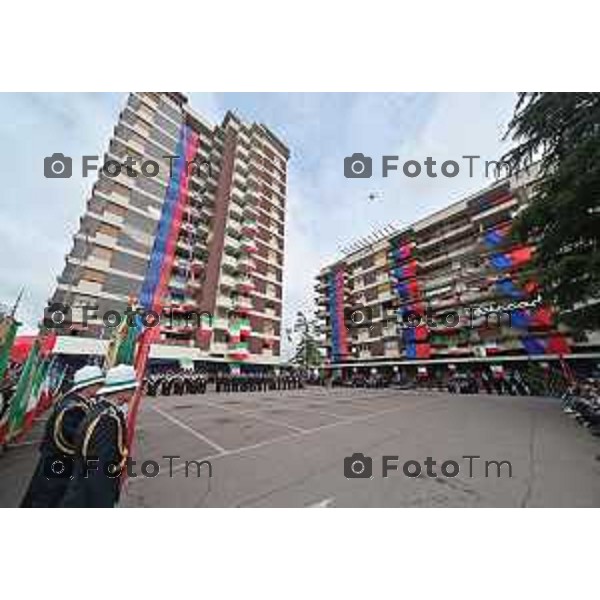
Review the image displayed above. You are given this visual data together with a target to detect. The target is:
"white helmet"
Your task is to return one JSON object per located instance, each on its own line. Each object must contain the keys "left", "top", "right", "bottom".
{"left": 97, "top": 364, "right": 139, "bottom": 396}
{"left": 71, "top": 365, "right": 105, "bottom": 392}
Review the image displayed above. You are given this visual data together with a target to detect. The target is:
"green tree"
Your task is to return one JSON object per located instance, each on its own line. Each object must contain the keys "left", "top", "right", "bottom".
{"left": 503, "top": 92, "right": 600, "bottom": 330}
{"left": 289, "top": 312, "right": 322, "bottom": 370}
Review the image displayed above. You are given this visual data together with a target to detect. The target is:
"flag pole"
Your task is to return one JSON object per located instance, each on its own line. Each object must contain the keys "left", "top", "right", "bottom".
{"left": 10, "top": 287, "right": 24, "bottom": 318}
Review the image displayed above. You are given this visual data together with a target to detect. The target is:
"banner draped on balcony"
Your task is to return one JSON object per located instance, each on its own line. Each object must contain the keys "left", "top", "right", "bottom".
{"left": 490, "top": 246, "right": 533, "bottom": 270}
{"left": 403, "top": 325, "right": 429, "bottom": 343}
{"left": 510, "top": 306, "right": 554, "bottom": 329}
{"left": 395, "top": 279, "right": 420, "bottom": 299}
{"left": 328, "top": 269, "right": 347, "bottom": 361}
{"left": 391, "top": 259, "right": 418, "bottom": 281}
{"left": 546, "top": 335, "right": 570, "bottom": 355}
{"left": 139, "top": 126, "right": 200, "bottom": 312}
{"left": 483, "top": 224, "right": 510, "bottom": 248}
{"left": 522, "top": 336, "right": 546, "bottom": 355}
{"left": 405, "top": 343, "right": 431, "bottom": 359}
{"left": 388, "top": 236, "right": 430, "bottom": 359}
{"left": 125, "top": 125, "right": 200, "bottom": 465}
{"left": 495, "top": 278, "right": 524, "bottom": 299}
{"left": 390, "top": 242, "right": 412, "bottom": 261}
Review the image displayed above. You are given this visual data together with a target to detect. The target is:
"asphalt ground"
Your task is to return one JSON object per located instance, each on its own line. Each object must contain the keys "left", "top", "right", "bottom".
{"left": 2, "top": 388, "right": 599, "bottom": 507}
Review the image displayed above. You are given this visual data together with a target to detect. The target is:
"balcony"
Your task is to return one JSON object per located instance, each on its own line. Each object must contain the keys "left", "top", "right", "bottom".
{"left": 241, "top": 237, "right": 258, "bottom": 253}
{"left": 234, "top": 296, "right": 253, "bottom": 312}
{"left": 224, "top": 236, "right": 240, "bottom": 253}
{"left": 242, "top": 218, "right": 258, "bottom": 236}
{"left": 236, "top": 275, "right": 255, "bottom": 293}
{"left": 382, "top": 325, "right": 398, "bottom": 338}
{"left": 222, "top": 253, "right": 238, "bottom": 269}
{"left": 238, "top": 255, "right": 257, "bottom": 272}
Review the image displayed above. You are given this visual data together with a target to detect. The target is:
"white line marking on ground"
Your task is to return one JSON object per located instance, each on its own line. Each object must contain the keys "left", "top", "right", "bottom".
{"left": 308, "top": 497, "right": 335, "bottom": 508}
{"left": 151, "top": 405, "right": 226, "bottom": 454}
{"left": 128, "top": 396, "right": 444, "bottom": 485}
{"left": 200, "top": 399, "right": 308, "bottom": 434}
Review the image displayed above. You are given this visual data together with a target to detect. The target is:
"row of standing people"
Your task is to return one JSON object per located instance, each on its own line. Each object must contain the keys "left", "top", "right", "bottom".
{"left": 144, "top": 370, "right": 305, "bottom": 396}
{"left": 146, "top": 370, "right": 207, "bottom": 397}
{"left": 215, "top": 373, "right": 304, "bottom": 393}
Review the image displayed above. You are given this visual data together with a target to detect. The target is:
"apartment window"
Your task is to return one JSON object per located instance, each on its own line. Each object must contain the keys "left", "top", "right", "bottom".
{"left": 97, "top": 223, "right": 120, "bottom": 238}
{"left": 363, "top": 271, "right": 376, "bottom": 286}
{"left": 365, "top": 288, "right": 378, "bottom": 302}
{"left": 362, "top": 256, "right": 374, "bottom": 270}
{"left": 81, "top": 268, "right": 105, "bottom": 284}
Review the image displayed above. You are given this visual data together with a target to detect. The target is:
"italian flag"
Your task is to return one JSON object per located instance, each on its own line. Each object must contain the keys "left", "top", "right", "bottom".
{"left": 7, "top": 339, "right": 41, "bottom": 441}
{"left": 0, "top": 315, "right": 20, "bottom": 382}
{"left": 21, "top": 357, "right": 50, "bottom": 434}
{"left": 36, "top": 357, "right": 63, "bottom": 416}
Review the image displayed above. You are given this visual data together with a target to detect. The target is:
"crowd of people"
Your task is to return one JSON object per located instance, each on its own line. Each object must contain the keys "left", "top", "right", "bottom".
{"left": 562, "top": 379, "right": 600, "bottom": 437}
{"left": 145, "top": 369, "right": 304, "bottom": 396}
{"left": 146, "top": 370, "right": 207, "bottom": 396}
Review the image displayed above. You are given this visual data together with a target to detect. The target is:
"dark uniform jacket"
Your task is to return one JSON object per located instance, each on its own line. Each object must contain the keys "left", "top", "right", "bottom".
{"left": 60, "top": 399, "right": 128, "bottom": 508}
{"left": 20, "top": 391, "right": 92, "bottom": 508}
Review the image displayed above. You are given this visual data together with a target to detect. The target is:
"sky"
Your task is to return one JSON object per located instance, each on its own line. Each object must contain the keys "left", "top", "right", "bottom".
{"left": 0, "top": 92, "right": 517, "bottom": 356}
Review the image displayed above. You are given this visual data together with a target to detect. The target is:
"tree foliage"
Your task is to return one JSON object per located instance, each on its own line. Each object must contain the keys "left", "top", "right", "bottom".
{"left": 290, "top": 312, "right": 322, "bottom": 369}
{"left": 503, "top": 93, "right": 600, "bottom": 330}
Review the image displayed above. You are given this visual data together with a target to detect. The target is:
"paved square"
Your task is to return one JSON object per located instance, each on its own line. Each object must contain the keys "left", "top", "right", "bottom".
{"left": 2, "top": 388, "right": 599, "bottom": 507}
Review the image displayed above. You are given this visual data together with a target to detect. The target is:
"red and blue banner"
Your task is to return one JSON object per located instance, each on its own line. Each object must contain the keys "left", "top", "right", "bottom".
{"left": 510, "top": 306, "right": 553, "bottom": 330}
{"left": 140, "top": 125, "right": 200, "bottom": 313}
{"left": 495, "top": 278, "right": 524, "bottom": 299}
{"left": 483, "top": 224, "right": 510, "bottom": 248}
{"left": 521, "top": 334, "right": 570, "bottom": 355}
{"left": 390, "top": 242, "right": 412, "bottom": 261}
{"left": 394, "top": 278, "right": 420, "bottom": 300}
{"left": 328, "top": 269, "right": 348, "bottom": 361}
{"left": 391, "top": 259, "right": 418, "bottom": 281}
{"left": 490, "top": 246, "right": 533, "bottom": 270}
{"left": 126, "top": 124, "right": 200, "bottom": 464}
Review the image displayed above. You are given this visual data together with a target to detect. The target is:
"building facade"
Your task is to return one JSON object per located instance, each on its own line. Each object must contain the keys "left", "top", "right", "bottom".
{"left": 316, "top": 170, "right": 600, "bottom": 376}
{"left": 51, "top": 92, "right": 288, "bottom": 367}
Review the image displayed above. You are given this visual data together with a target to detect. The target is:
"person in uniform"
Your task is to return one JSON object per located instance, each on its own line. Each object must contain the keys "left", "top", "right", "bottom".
{"left": 146, "top": 373, "right": 160, "bottom": 397}
{"left": 173, "top": 371, "right": 184, "bottom": 396}
{"left": 60, "top": 364, "right": 139, "bottom": 508}
{"left": 184, "top": 372, "right": 195, "bottom": 395}
{"left": 161, "top": 371, "right": 173, "bottom": 396}
{"left": 20, "top": 365, "right": 105, "bottom": 508}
